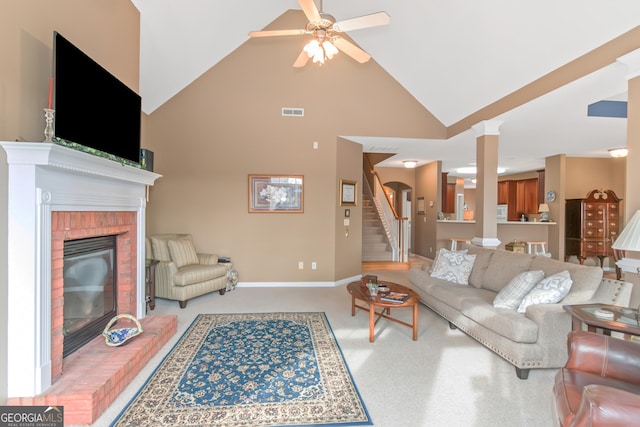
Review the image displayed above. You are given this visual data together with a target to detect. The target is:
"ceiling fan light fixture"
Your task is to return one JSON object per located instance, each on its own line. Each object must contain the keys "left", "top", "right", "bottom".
{"left": 249, "top": 2, "right": 389, "bottom": 68}
{"left": 609, "top": 147, "right": 628, "bottom": 158}
{"left": 304, "top": 36, "right": 338, "bottom": 64}
{"left": 323, "top": 40, "right": 338, "bottom": 59}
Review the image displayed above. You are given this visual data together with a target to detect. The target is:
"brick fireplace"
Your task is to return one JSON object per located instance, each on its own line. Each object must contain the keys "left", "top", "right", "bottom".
{"left": 50, "top": 211, "right": 138, "bottom": 380}
{"left": 1, "top": 142, "right": 175, "bottom": 424}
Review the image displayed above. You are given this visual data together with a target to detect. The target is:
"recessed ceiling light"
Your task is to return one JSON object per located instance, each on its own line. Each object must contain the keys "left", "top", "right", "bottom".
{"left": 609, "top": 147, "right": 628, "bottom": 158}
{"left": 403, "top": 160, "right": 417, "bottom": 168}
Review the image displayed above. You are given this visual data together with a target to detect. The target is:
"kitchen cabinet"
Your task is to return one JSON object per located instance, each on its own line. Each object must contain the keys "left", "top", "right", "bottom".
{"left": 498, "top": 181, "right": 511, "bottom": 205}
{"left": 498, "top": 178, "right": 539, "bottom": 221}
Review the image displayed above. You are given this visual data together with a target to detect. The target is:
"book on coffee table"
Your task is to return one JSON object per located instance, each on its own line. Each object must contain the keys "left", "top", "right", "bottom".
{"left": 380, "top": 292, "right": 410, "bottom": 303}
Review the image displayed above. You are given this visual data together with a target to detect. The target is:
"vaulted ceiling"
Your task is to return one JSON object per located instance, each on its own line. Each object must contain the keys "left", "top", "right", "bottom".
{"left": 131, "top": 0, "right": 640, "bottom": 179}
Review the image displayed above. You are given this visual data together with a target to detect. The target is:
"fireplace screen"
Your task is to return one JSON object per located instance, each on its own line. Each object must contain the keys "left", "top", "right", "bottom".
{"left": 63, "top": 235, "right": 117, "bottom": 357}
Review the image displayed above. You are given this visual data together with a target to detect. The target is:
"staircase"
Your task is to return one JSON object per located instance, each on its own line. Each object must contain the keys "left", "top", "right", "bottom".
{"left": 362, "top": 191, "right": 393, "bottom": 262}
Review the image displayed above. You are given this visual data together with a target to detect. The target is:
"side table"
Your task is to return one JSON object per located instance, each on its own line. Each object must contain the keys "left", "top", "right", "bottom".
{"left": 145, "top": 259, "right": 159, "bottom": 312}
{"left": 219, "top": 257, "right": 238, "bottom": 291}
{"left": 563, "top": 303, "right": 640, "bottom": 337}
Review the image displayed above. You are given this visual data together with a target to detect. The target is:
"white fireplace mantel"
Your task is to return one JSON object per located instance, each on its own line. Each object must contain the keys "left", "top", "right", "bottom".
{"left": 1, "top": 142, "right": 161, "bottom": 397}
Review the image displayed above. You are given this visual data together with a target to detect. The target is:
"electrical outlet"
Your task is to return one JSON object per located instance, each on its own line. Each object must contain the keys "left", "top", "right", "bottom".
{"left": 298, "top": 261, "right": 304, "bottom": 269}
{"left": 311, "top": 262, "right": 317, "bottom": 270}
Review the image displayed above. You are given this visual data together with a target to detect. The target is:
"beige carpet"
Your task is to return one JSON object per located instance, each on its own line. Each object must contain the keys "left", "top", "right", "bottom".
{"left": 87, "top": 266, "right": 558, "bottom": 427}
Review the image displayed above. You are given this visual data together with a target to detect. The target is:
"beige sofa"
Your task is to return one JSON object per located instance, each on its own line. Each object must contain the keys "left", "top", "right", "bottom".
{"left": 407, "top": 243, "right": 633, "bottom": 379}
{"left": 146, "top": 234, "right": 230, "bottom": 308}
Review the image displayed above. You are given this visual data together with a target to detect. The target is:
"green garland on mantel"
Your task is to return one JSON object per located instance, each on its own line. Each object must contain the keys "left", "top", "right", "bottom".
{"left": 52, "top": 137, "right": 142, "bottom": 168}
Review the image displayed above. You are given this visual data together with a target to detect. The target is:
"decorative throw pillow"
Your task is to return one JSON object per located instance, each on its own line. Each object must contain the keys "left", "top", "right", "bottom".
{"left": 430, "top": 251, "right": 476, "bottom": 285}
{"left": 430, "top": 248, "right": 468, "bottom": 273}
{"left": 493, "top": 270, "right": 545, "bottom": 309}
{"left": 150, "top": 237, "right": 172, "bottom": 262}
{"left": 517, "top": 270, "right": 573, "bottom": 313}
{"left": 167, "top": 239, "right": 199, "bottom": 268}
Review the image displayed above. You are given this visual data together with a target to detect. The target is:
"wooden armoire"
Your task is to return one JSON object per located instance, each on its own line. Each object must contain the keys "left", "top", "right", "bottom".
{"left": 565, "top": 189, "right": 621, "bottom": 267}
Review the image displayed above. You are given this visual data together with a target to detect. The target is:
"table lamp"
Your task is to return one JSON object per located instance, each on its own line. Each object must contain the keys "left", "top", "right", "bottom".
{"left": 612, "top": 210, "right": 640, "bottom": 253}
{"left": 612, "top": 210, "right": 640, "bottom": 309}
{"left": 538, "top": 204, "right": 550, "bottom": 222}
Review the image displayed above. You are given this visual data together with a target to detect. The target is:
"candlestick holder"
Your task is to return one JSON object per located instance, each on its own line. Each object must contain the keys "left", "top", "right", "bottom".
{"left": 43, "top": 108, "right": 55, "bottom": 143}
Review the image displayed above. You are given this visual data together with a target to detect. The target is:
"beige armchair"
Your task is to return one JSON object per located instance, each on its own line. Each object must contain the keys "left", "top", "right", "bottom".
{"left": 146, "top": 234, "right": 230, "bottom": 308}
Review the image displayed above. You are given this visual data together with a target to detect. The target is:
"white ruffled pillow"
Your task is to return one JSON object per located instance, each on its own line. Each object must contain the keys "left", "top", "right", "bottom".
{"left": 430, "top": 248, "right": 468, "bottom": 273}
{"left": 517, "top": 270, "right": 573, "bottom": 313}
{"left": 430, "top": 251, "right": 476, "bottom": 285}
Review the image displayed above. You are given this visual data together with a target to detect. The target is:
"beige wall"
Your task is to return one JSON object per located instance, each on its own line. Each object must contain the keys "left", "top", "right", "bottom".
{"left": 410, "top": 161, "right": 440, "bottom": 258}
{"left": 144, "top": 10, "right": 445, "bottom": 283}
{"left": 0, "top": 0, "right": 140, "bottom": 405}
{"left": 335, "top": 139, "right": 362, "bottom": 279}
{"left": 565, "top": 157, "right": 626, "bottom": 212}
{"left": 0, "top": 1, "right": 140, "bottom": 142}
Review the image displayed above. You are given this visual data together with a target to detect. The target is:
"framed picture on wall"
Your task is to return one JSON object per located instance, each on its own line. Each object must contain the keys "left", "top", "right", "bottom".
{"left": 340, "top": 180, "right": 357, "bottom": 206}
{"left": 249, "top": 175, "right": 304, "bottom": 213}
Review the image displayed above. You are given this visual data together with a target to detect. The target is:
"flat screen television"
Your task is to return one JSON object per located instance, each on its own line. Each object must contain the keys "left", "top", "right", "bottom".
{"left": 53, "top": 31, "right": 141, "bottom": 165}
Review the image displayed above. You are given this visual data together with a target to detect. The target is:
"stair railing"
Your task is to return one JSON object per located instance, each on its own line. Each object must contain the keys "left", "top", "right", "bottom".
{"left": 363, "top": 162, "right": 408, "bottom": 263}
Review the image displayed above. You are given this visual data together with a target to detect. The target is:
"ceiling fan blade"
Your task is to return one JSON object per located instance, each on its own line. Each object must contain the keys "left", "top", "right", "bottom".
{"left": 333, "top": 12, "right": 390, "bottom": 32}
{"left": 332, "top": 37, "right": 371, "bottom": 63}
{"left": 249, "top": 29, "right": 307, "bottom": 38}
{"left": 293, "top": 49, "right": 310, "bottom": 68}
{"left": 298, "top": 0, "right": 321, "bottom": 23}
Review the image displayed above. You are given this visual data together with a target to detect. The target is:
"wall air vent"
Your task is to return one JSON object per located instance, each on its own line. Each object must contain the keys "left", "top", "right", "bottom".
{"left": 282, "top": 107, "right": 304, "bottom": 117}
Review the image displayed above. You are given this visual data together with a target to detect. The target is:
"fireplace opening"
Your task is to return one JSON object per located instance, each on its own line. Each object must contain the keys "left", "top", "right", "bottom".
{"left": 63, "top": 235, "right": 117, "bottom": 358}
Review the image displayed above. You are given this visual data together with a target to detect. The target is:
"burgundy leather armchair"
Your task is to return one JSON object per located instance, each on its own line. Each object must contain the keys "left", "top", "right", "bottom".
{"left": 553, "top": 331, "right": 640, "bottom": 426}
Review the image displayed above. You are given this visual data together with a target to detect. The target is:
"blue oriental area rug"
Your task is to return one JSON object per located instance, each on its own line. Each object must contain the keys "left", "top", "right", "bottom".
{"left": 111, "top": 312, "right": 371, "bottom": 426}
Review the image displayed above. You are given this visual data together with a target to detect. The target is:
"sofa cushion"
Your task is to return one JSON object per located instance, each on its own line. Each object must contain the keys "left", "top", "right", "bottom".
{"left": 493, "top": 270, "right": 545, "bottom": 309}
{"left": 150, "top": 236, "right": 172, "bottom": 262}
{"left": 430, "top": 251, "right": 476, "bottom": 285}
{"left": 481, "top": 250, "right": 534, "bottom": 292}
{"left": 461, "top": 300, "right": 539, "bottom": 343}
{"left": 409, "top": 269, "right": 452, "bottom": 294}
{"left": 530, "top": 256, "right": 603, "bottom": 304}
{"left": 462, "top": 244, "right": 495, "bottom": 288}
{"left": 428, "top": 283, "right": 496, "bottom": 311}
{"left": 517, "top": 270, "right": 573, "bottom": 313}
{"left": 168, "top": 239, "right": 199, "bottom": 267}
{"left": 173, "top": 263, "right": 228, "bottom": 286}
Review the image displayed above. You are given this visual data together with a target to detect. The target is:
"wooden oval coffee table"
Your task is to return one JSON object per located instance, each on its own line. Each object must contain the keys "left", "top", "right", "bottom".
{"left": 347, "top": 280, "right": 420, "bottom": 342}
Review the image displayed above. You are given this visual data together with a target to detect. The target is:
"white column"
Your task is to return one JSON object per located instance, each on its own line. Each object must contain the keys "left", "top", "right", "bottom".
{"left": 470, "top": 120, "right": 503, "bottom": 248}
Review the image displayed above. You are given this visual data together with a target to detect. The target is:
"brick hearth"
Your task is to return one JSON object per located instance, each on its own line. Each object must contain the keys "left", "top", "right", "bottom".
{"left": 9, "top": 315, "right": 176, "bottom": 425}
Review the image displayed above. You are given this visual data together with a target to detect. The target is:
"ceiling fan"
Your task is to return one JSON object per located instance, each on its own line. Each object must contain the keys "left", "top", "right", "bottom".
{"left": 248, "top": 0, "right": 390, "bottom": 67}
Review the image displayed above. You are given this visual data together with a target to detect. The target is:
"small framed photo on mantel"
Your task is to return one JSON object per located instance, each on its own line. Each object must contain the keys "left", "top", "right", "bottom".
{"left": 340, "top": 180, "right": 357, "bottom": 206}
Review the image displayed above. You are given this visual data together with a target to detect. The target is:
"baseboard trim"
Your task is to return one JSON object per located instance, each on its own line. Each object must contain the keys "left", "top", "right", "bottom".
{"left": 362, "top": 261, "right": 411, "bottom": 270}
